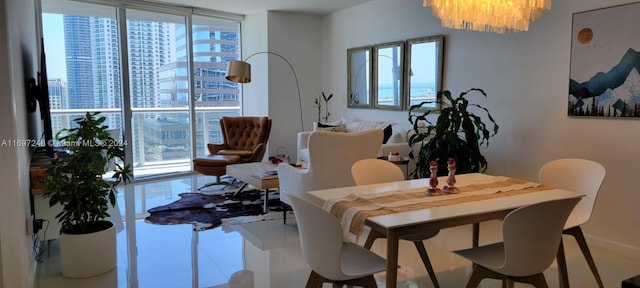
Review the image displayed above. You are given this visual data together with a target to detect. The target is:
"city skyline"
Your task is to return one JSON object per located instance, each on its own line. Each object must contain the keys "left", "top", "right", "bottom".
{"left": 41, "top": 5, "right": 241, "bottom": 175}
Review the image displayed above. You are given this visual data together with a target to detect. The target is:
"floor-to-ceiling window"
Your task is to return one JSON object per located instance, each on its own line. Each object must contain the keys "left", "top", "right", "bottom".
{"left": 191, "top": 15, "right": 242, "bottom": 157}
{"left": 41, "top": 0, "right": 241, "bottom": 178}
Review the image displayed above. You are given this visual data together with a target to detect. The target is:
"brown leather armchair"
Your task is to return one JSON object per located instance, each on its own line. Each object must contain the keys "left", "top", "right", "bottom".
{"left": 193, "top": 116, "right": 272, "bottom": 191}
{"left": 208, "top": 116, "right": 272, "bottom": 163}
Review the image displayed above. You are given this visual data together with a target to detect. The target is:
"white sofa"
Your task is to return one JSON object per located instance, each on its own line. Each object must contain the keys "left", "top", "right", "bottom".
{"left": 296, "top": 118, "right": 412, "bottom": 169}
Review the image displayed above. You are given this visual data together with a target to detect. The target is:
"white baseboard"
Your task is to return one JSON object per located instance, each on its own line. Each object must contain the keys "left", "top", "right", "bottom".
{"left": 585, "top": 232, "right": 640, "bottom": 261}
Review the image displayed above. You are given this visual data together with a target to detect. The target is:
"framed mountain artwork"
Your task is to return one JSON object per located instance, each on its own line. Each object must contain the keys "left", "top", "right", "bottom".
{"left": 569, "top": 2, "right": 640, "bottom": 118}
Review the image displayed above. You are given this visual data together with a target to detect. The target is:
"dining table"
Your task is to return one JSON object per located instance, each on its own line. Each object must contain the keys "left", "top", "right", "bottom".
{"left": 308, "top": 173, "right": 584, "bottom": 288}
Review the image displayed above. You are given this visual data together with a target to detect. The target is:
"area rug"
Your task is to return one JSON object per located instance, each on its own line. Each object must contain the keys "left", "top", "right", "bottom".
{"left": 145, "top": 189, "right": 286, "bottom": 231}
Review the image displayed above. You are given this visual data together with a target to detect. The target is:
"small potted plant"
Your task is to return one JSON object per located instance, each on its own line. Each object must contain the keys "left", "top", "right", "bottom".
{"left": 408, "top": 88, "right": 499, "bottom": 178}
{"left": 314, "top": 91, "right": 333, "bottom": 122}
{"left": 43, "top": 111, "right": 132, "bottom": 278}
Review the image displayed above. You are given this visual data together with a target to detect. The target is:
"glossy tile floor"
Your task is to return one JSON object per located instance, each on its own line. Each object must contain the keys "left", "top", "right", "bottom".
{"left": 35, "top": 174, "right": 639, "bottom": 288}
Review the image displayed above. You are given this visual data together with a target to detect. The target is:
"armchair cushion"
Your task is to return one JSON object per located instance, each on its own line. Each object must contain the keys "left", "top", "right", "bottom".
{"left": 217, "top": 149, "right": 255, "bottom": 157}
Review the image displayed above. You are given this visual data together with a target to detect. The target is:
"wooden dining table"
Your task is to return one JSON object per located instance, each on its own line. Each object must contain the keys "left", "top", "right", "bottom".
{"left": 308, "top": 173, "right": 584, "bottom": 288}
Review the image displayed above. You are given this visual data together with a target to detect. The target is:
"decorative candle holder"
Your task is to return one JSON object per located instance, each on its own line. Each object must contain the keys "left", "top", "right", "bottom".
{"left": 426, "top": 160, "right": 442, "bottom": 196}
{"left": 443, "top": 158, "right": 460, "bottom": 194}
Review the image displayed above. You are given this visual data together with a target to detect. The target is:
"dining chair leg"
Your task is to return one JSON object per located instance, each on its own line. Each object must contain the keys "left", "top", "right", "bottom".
{"left": 283, "top": 208, "right": 287, "bottom": 224}
{"left": 466, "top": 265, "right": 544, "bottom": 288}
{"left": 343, "top": 275, "right": 378, "bottom": 288}
{"left": 363, "top": 230, "right": 385, "bottom": 249}
{"left": 281, "top": 201, "right": 290, "bottom": 224}
{"left": 465, "top": 265, "right": 489, "bottom": 288}
{"left": 305, "top": 271, "right": 325, "bottom": 288}
{"left": 556, "top": 238, "right": 570, "bottom": 288}
{"left": 514, "top": 273, "right": 549, "bottom": 288}
{"left": 565, "top": 226, "right": 605, "bottom": 288}
{"left": 363, "top": 275, "right": 379, "bottom": 288}
{"left": 413, "top": 241, "right": 440, "bottom": 288}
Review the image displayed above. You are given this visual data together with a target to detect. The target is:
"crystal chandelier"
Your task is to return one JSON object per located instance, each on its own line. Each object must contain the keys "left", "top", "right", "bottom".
{"left": 423, "top": 0, "right": 552, "bottom": 34}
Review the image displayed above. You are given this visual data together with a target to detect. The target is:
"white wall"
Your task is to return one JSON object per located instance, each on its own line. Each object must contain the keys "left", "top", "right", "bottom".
{"left": 243, "top": 11, "right": 323, "bottom": 160}
{"left": 322, "top": 0, "right": 640, "bottom": 255}
{"left": 0, "top": 0, "right": 39, "bottom": 286}
{"left": 268, "top": 11, "right": 323, "bottom": 160}
{"left": 242, "top": 12, "right": 269, "bottom": 118}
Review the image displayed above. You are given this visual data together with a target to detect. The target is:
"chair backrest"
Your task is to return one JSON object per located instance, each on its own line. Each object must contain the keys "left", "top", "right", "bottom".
{"left": 538, "top": 158, "right": 605, "bottom": 228}
{"left": 220, "top": 116, "right": 272, "bottom": 161}
{"left": 278, "top": 129, "right": 383, "bottom": 205}
{"left": 352, "top": 158, "right": 404, "bottom": 185}
{"left": 307, "top": 130, "right": 383, "bottom": 188}
{"left": 501, "top": 197, "right": 580, "bottom": 277}
{"left": 286, "top": 194, "right": 348, "bottom": 280}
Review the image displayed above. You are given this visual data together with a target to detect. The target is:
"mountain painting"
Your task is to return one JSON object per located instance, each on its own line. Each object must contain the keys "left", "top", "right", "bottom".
{"left": 569, "top": 2, "right": 640, "bottom": 118}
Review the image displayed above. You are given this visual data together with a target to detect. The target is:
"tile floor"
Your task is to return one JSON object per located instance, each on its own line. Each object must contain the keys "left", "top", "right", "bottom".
{"left": 35, "top": 174, "right": 639, "bottom": 288}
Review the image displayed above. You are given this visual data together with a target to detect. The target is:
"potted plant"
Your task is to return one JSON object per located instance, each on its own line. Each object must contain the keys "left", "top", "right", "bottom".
{"left": 408, "top": 88, "right": 499, "bottom": 178}
{"left": 314, "top": 91, "right": 333, "bottom": 122}
{"left": 43, "top": 111, "right": 132, "bottom": 278}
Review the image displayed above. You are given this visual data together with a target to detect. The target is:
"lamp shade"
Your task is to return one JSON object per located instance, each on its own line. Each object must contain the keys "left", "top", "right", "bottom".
{"left": 226, "top": 60, "right": 252, "bottom": 83}
{"left": 223, "top": 51, "right": 304, "bottom": 132}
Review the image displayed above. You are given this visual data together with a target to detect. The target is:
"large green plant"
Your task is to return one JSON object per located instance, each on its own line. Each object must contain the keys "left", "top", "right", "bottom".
{"left": 44, "top": 112, "right": 132, "bottom": 234}
{"left": 408, "top": 88, "right": 499, "bottom": 178}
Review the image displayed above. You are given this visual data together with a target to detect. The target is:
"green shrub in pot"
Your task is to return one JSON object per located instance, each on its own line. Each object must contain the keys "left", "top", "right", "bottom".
{"left": 408, "top": 88, "right": 499, "bottom": 178}
{"left": 44, "top": 111, "right": 132, "bottom": 234}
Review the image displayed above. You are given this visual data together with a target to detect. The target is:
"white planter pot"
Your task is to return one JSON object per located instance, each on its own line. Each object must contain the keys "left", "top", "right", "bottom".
{"left": 60, "top": 220, "right": 116, "bottom": 278}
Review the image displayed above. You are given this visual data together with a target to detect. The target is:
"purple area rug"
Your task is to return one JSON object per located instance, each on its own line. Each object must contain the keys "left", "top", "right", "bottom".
{"left": 145, "top": 189, "right": 284, "bottom": 231}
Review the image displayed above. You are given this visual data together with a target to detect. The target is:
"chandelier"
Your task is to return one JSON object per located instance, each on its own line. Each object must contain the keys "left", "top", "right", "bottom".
{"left": 423, "top": 0, "right": 552, "bottom": 34}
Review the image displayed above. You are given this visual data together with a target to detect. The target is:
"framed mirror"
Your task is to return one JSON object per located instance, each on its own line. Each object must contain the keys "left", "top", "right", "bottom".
{"left": 374, "top": 41, "right": 404, "bottom": 110}
{"left": 405, "top": 35, "right": 444, "bottom": 110}
{"left": 347, "top": 46, "right": 372, "bottom": 108}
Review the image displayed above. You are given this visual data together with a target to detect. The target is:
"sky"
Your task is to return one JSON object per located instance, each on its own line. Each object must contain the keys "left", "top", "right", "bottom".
{"left": 42, "top": 13, "right": 66, "bottom": 81}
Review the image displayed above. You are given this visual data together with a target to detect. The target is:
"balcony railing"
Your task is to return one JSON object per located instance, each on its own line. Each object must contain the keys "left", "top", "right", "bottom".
{"left": 50, "top": 106, "right": 239, "bottom": 178}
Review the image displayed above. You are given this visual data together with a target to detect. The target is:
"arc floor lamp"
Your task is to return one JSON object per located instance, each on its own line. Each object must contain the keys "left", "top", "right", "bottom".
{"left": 225, "top": 52, "right": 304, "bottom": 132}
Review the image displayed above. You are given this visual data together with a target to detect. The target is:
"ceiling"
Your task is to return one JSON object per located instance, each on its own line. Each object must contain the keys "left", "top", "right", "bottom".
{"left": 153, "top": 0, "right": 372, "bottom": 16}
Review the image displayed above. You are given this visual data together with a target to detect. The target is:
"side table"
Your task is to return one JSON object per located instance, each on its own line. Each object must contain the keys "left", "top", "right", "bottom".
{"left": 377, "top": 156, "right": 410, "bottom": 179}
{"left": 226, "top": 162, "right": 279, "bottom": 213}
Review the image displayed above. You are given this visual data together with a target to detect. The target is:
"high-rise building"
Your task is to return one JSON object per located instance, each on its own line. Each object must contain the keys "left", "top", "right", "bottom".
{"left": 47, "top": 78, "right": 67, "bottom": 135}
{"left": 64, "top": 15, "right": 94, "bottom": 109}
{"left": 91, "top": 17, "right": 121, "bottom": 111}
{"left": 128, "top": 20, "right": 174, "bottom": 109}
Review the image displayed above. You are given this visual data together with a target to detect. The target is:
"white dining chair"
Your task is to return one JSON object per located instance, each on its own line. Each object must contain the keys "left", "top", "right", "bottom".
{"left": 351, "top": 158, "right": 441, "bottom": 288}
{"left": 286, "top": 193, "right": 387, "bottom": 288}
{"left": 539, "top": 158, "right": 606, "bottom": 288}
{"left": 454, "top": 197, "right": 580, "bottom": 288}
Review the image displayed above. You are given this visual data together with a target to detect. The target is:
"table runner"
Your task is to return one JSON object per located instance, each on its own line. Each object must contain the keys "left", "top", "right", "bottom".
{"left": 323, "top": 176, "right": 552, "bottom": 239}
